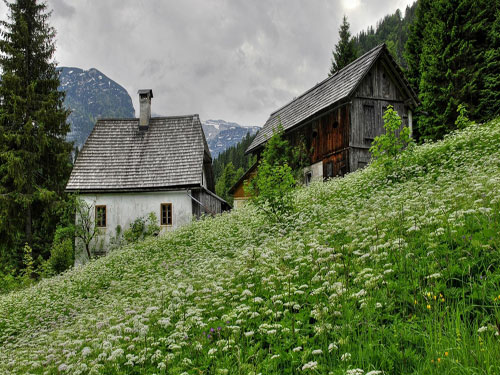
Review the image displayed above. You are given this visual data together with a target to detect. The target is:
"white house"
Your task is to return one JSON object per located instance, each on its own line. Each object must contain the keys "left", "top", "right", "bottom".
{"left": 66, "top": 89, "right": 229, "bottom": 261}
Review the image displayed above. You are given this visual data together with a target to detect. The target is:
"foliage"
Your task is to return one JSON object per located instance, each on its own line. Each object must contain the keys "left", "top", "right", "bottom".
{"left": 405, "top": 0, "right": 500, "bottom": 140}
{"left": 370, "top": 105, "right": 413, "bottom": 172}
{"left": 123, "top": 212, "right": 160, "bottom": 244}
{"left": 1, "top": 118, "right": 500, "bottom": 374}
{"left": 47, "top": 227, "right": 74, "bottom": 274}
{"left": 354, "top": 2, "right": 417, "bottom": 69}
{"left": 455, "top": 104, "right": 473, "bottom": 130}
{"left": 20, "top": 243, "right": 34, "bottom": 287}
{"left": 215, "top": 162, "right": 240, "bottom": 205}
{"left": 329, "top": 15, "right": 358, "bottom": 75}
{"left": 0, "top": 0, "right": 72, "bottom": 270}
{"left": 74, "top": 199, "right": 99, "bottom": 260}
{"left": 213, "top": 132, "right": 257, "bottom": 198}
{"left": 245, "top": 125, "right": 301, "bottom": 220}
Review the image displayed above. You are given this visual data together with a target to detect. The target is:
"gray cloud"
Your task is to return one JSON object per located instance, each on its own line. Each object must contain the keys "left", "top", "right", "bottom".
{"left": 1, "top": 0, "right": 415, "bottom": 126}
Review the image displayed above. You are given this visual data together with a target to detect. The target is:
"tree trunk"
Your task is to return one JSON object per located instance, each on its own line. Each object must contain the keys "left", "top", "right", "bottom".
{"left": 25, "top": 204, "right": 32, "bottom": 246}
{"left": 85, "top": 243, "right": 92, "bottom": 260}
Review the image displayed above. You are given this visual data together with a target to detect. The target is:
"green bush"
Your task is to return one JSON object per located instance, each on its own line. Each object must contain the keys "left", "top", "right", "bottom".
{"left": 370, "top": 105, "right": 413, "bottom": 173}
{"left": 245, "top": 125, "right": 302, "bottom": 220}
{"left": 123, "top": 212, "right": 160, "bottom": 243}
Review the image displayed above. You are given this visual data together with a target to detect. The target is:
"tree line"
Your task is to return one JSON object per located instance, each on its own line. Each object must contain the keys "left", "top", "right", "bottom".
{"left": 213, "top": 132, "right": 257, "bottom": 205}
{"left": 330, "top": 0, "right": 500, "bottom": 141}
{"left": 0, "top": 0, "right": 74, "bottom": 290}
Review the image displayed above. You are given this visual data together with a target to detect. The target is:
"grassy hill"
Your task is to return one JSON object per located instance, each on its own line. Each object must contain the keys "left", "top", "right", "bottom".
{"left": 1, "top": 119, "right": 500, "bottom": 374}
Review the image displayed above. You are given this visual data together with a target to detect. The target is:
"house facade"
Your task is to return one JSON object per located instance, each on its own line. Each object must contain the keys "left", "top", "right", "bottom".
{"left": 66, "top": 90, "right": 229, "bottom": 260}
{"left": 232, "top": 44, "right": 418, "bottom": 203}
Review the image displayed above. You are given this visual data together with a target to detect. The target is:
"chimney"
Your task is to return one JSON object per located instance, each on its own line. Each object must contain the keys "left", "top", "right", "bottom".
{"left": 138, "top": 89, "right": 153, "bottom": 129}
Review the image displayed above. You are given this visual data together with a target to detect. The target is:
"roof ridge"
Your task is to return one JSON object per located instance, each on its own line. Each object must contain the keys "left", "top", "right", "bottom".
{"left": 269, "top": 44, "right": 386, "bottom": 117}
{"left": 96, "top": 114, "right": 199, "bottom": 122}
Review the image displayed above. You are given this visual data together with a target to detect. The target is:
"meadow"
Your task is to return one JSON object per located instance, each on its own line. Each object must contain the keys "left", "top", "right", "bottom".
{"left": 0, "top": 119, "right": 499, "bottom": 374}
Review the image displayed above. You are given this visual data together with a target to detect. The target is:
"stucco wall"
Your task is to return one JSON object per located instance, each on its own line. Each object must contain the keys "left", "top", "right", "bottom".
{"left": 303, "top": 160, "right": 323, "bottom": 183}
{"left": 76, "top": 190, "right": 192, "bottom": 263}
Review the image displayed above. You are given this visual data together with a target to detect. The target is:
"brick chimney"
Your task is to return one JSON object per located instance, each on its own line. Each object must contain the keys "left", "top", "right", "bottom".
{"left": 138, "top": 89, "right": 153, "bottom": 129}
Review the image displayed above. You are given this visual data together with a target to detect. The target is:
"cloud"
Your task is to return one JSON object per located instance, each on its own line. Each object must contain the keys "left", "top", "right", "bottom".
{"left": 1, "top": 0, "right": 415, "bottom": 126}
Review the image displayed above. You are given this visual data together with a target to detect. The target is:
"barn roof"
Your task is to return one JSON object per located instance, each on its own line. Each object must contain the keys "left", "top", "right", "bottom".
{"left": 246, "top": 43, "right": 417, "bottom": 154}
{"left": 66, "top": 115, "right": 210, "bottom": 192}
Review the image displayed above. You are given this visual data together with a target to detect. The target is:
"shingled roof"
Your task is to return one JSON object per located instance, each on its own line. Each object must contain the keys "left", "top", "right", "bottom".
{"left": 66, "top": 115, "right": 210, "bottom": 192}
{"left": 247, "top": 44, "right": 415, "bottom": 154}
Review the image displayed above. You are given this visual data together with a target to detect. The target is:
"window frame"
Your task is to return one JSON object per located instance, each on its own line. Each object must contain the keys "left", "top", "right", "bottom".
{"left": 160, "top": 203, "right": 173, "bottom": 226}
{"left": 95, "top": 205, "right": 107, "bottom": 228}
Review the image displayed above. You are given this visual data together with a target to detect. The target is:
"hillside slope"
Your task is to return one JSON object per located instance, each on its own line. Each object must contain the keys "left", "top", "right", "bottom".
{"left": 1, "top": 119, "right": 500, "bottom": 374}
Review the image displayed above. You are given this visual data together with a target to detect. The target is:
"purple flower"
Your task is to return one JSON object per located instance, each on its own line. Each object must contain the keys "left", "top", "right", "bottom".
{"left": 210, "top": 328, "right": 215, "bottom": 333}
{"left": 207, "top": 334, "right": 212, "bottom": 339}
{"left": 217, "top": 326, "right": 221, "bottom": 331}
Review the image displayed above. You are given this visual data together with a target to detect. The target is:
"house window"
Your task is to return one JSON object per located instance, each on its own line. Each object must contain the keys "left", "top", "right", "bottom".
{"left": 95, "top": 205, "right": 106, "bottom": 228}
{"left": 161, "top": 203, "right": 173, "bottom": 226}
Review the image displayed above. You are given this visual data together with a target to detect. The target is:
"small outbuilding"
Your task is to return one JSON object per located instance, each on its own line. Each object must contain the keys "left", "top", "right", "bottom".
{"left": 244, "top": 44, "right": 418, "bottom": 186}
{"left": 66, "top": 89, "right": 229, "bottom": 259}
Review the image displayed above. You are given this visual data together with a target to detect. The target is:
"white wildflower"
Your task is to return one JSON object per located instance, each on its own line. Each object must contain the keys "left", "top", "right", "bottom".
{"left": 312, "top": 349, "right": 323, "bottom": 355}
{"left": 341, "top": 352, "right": 351, "bottom": 361}
{"left": 426, "top": 273, "right": 441, "bottom": 279}
{"left": 477, "top": 326, "right": 488, "bottom": 333}
{"left": 346, "top": 369, "right": 364, "bottom": 375}
{"left": 366, "top": 371, "right": 383, "bottom": 375}
{"left": 328, "top": 343, "right": 338, "bottom": 352}
{"left": 81, "top": 347, "right": 92, "bottom": 357}
{"left": 58, "top": 364, "right": 68, "bottom": 372}
{"left": 293, "top": 346, "right": 302, "bottom": 352}
{"left": 302, "top": 361, "right": 318, "bottom": 371}
{"left": 244, "top": 331, "right": 255, "bottom": 337}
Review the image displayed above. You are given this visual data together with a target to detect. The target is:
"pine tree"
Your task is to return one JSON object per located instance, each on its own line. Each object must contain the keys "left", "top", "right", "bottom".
{"left": 0, "top": 0, "right": 72, "bottom": 268}
{"left": 409, "top": 0, "right": 500, "bottom": 140}
{"left": 329, "top": 15, "right": 358, "bottom": 76}
{"left": 477, "top": 8, "right": 500, "bottom": 120}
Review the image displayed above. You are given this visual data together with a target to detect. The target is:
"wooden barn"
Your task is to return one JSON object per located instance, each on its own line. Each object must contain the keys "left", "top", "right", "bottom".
{"left": 240, "top": 43, "right": 418, "bottom": 195}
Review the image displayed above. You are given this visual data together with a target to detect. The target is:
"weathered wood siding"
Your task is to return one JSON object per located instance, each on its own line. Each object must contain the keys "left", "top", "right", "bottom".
{"left": 349, "top": 58, "right": 410, "bottom": 172}
{"left": 286, "top": 103, "right": 350, "bottom": 178}
{"left": 191, "top": 189, "right": 224, "bottom": 217}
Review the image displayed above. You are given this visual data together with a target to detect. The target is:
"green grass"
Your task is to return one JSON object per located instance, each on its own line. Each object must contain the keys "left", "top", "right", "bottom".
{"left": 1, "top": 119, "right": 500, "bottom": 374}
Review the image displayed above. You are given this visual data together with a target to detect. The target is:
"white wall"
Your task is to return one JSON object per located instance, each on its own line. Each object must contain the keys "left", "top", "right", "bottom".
{"left": 303, "top": 161, "right": 323, "bottom": 183}
{"left": 76, "top": 190, "right": 192, "bottom": 263}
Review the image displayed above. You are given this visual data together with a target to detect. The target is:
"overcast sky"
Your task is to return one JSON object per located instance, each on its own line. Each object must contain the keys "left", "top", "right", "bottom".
{"left": 0, "top": 0, "right": 414, "bottom": 127}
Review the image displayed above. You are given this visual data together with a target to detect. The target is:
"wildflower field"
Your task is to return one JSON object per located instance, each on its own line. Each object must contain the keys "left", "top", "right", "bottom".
{"left": 1, "top": 119, "right": 500, "bottom": 374}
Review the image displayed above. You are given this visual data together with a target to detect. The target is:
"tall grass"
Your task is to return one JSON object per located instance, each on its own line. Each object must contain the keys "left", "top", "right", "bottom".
{"left": 0, "top": 119, "right": 499, "bottom": 374}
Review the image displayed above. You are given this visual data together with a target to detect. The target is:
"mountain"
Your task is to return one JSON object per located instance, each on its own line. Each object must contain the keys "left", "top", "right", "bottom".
{"left": 58, "top": 67, "right": 135, "bottom": 149}
{"left": 202, "top": 119, "right": 260, "bottom": 158}
{"left": 58, "top": 68, "right": 259, "bottom": 156}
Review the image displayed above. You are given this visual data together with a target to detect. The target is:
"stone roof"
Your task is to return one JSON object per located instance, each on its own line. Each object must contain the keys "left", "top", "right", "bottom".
{"left": 247, "top": 44, "right": 415, "bottom": 153}
{"left": 66, "top": 115, "right": 210, "bottom": 192}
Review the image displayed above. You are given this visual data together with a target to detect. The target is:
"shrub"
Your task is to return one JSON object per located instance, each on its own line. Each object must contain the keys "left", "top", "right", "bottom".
{"left": 245, "top": 125, "right": 298, "bottom": 220}
{"left": 123, "top": 212, "right": 160, "bottom": 243}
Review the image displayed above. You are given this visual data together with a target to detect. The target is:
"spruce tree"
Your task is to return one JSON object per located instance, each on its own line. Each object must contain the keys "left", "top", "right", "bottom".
{"left": 477, "top": 8, "right": 500, "bottom": 119}
{"left": 0, "top": 0, "right": 72, "bottom": 268}
{"left": 329, "top": 15, "right": 358, "bottom": 76}
{"left": 406, "top": 0, "right": 500, "bottom": 140}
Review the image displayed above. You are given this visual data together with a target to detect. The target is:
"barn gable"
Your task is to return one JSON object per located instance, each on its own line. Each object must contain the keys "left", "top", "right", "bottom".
{"left": 246, "top": 44, "right": 418, "bottom": 155}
